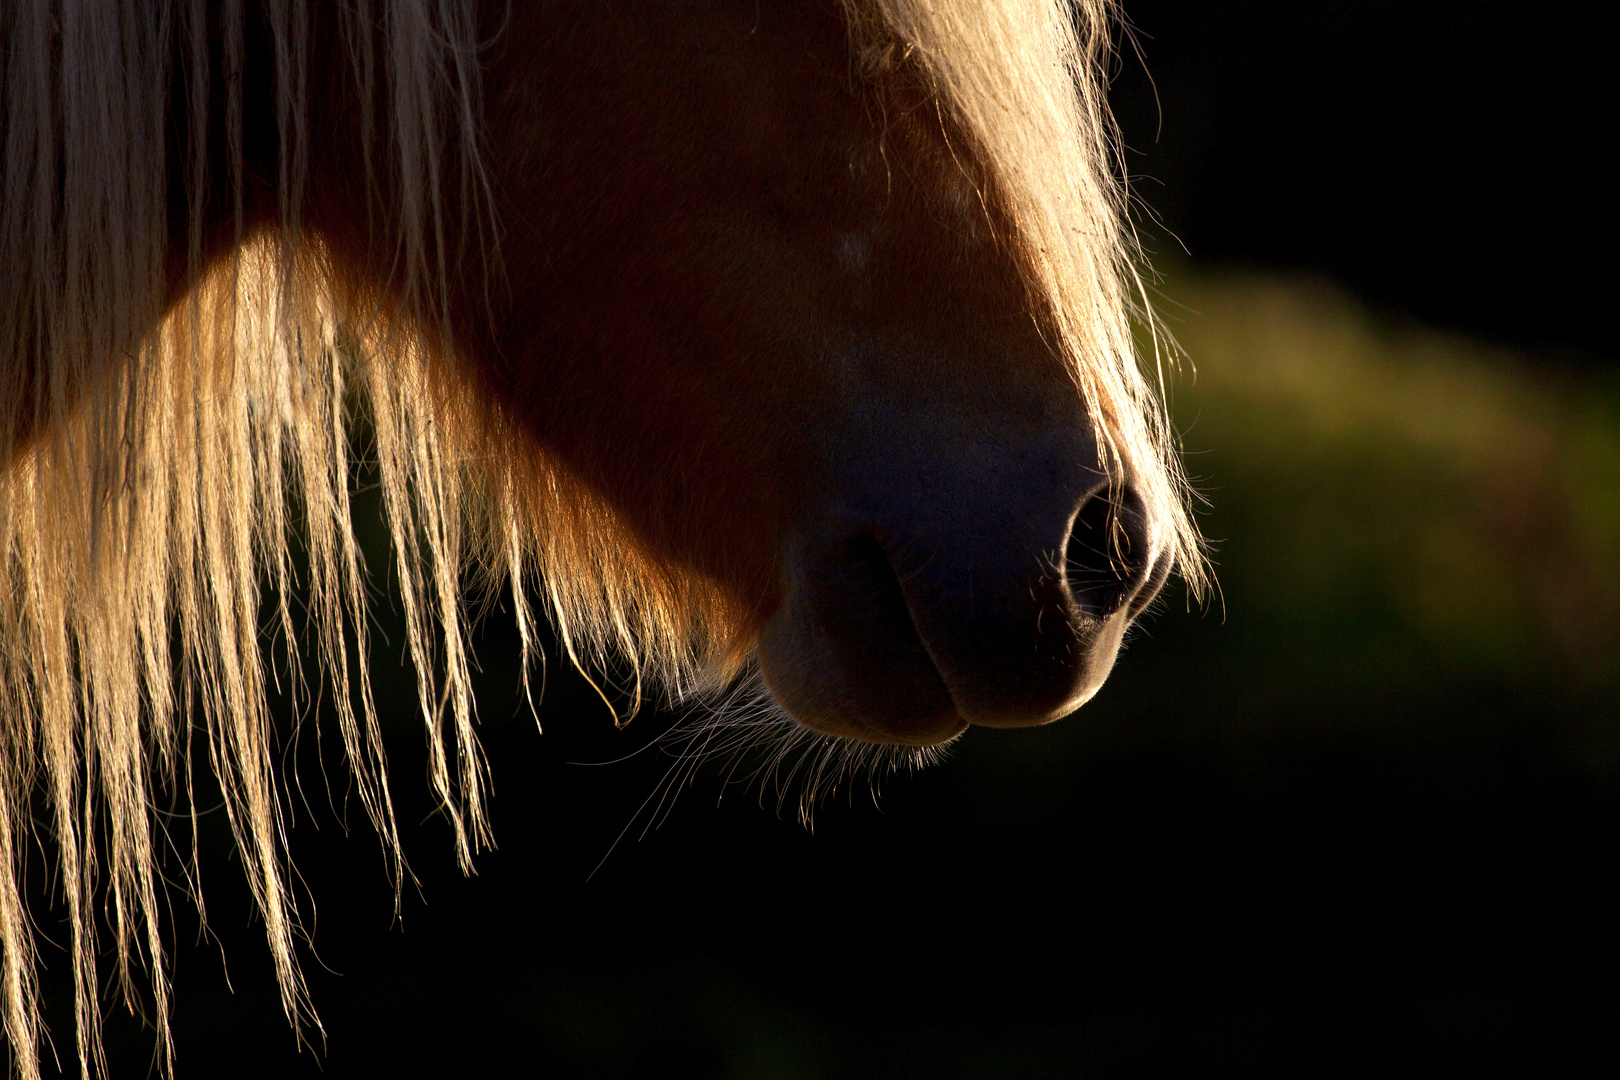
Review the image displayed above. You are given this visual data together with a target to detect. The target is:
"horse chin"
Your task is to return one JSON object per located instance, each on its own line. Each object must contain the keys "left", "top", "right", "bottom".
{"left": 753, "top": 629, "right": 971, "bottom": 747}
{"left": 749, "top": 536, "right": 956, "bottom": 746}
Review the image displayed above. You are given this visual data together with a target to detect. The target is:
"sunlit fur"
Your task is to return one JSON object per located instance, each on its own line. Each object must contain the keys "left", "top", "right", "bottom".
{"left": 0, "top": 2, "right": 1203, "bottom": 1076}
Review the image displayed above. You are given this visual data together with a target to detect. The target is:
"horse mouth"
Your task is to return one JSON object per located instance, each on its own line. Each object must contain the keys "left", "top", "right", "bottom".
{"left": 758, "top": 533, "right": 968, "bottom": 746}
{"left": 754, "top": 482, "right": 1167, "bottom": 747}
{"left": 755, "top": 537, "right": 1144, "bottom": 748}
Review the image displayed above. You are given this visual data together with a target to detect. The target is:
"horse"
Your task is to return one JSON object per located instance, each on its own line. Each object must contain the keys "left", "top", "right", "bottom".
{"left": 0, "top": 1, "right": 1203, "bottom": 1075}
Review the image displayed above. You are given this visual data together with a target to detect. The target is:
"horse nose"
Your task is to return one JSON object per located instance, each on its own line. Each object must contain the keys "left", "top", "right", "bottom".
{"left": 1065, "top": 484, "right": 1168, "bottom": 622}
{"left": 898, "top": 478, "right": 1166, "bottom": 731}
{"left": 757, "top": 464, "right": 1171, "bottom": 746}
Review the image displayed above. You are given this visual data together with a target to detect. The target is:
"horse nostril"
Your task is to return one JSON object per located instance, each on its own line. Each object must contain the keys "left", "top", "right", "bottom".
{"left": 1065, "top": 485, "right": 1152, "bottom": 618}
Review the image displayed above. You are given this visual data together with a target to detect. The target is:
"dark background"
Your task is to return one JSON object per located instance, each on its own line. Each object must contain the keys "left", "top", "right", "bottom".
{"left": 36, "top": 3, "right": 1618, "bottom": 1077}
{"left": 1108, "top": 0, "right": 1613, "bottom": 367}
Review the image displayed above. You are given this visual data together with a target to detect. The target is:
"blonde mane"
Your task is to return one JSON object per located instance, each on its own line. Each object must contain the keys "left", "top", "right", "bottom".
{"left": 0, "top": 2, "right": 1201, "bottom": 1076}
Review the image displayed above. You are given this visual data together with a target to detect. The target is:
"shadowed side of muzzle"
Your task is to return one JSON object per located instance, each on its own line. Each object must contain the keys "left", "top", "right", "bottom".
{"left": 886, "top": 479, "right": 1164, "bottom": 728}
{"left": 758, "top": 533, "right": 963, "bottom": 745}
{"left": 758, "top": 424, "right": 1171, "bottom": 745}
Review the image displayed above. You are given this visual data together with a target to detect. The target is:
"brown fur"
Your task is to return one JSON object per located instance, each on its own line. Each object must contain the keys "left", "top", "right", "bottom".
{"left": 0, "top": 3, "right": 1202, "bottom": 1075}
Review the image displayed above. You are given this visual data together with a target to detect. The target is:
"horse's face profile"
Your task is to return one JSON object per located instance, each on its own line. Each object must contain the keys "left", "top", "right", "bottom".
{"left": 361, "top": 1, "right": 1173, "bottom": 745}
{"left": 1, "top": 2, "right": 1202, "bottom": 1072}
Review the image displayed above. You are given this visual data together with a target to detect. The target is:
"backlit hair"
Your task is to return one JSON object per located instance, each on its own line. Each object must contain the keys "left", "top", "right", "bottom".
{"left": 0, "top": 3, "right": 1202, "bottom": 1075}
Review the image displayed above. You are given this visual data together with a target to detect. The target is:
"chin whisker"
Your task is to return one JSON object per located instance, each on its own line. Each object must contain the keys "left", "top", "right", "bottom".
{"left": 649, "top": 663, "right": 957, "bottom": 831}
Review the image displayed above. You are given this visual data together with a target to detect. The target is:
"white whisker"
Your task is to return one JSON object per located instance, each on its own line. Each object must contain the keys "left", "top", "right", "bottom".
{"left": 639, "top": 665, "right": 956, "bottom": 833}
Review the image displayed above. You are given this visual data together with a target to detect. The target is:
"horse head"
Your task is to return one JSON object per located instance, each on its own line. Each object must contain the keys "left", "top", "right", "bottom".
{"left": 0, "top": 3, "right": 1203, "bottom": 1072}
{"left": 321, "top": 0, "right": 1201, "bottom": 747}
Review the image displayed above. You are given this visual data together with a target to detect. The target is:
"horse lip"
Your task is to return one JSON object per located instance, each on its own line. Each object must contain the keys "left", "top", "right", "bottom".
{"left": 756, "top": 532, "right": 969, "bottom": 747}
{"left": 758, "top": 528, "right": 1120, "bottom": 744}
{"left": 854, "top": 532, "right": 978, "bottom": 735}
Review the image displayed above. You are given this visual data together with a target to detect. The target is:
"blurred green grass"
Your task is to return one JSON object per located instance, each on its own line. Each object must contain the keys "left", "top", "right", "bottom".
{"left": 1152, "top": 270, "right": 1619, "bottom": 699}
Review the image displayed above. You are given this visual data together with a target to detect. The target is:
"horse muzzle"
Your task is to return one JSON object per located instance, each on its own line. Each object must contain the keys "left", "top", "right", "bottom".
{"left": 757, "top": 413, "right": 1171, "bottom": 746}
